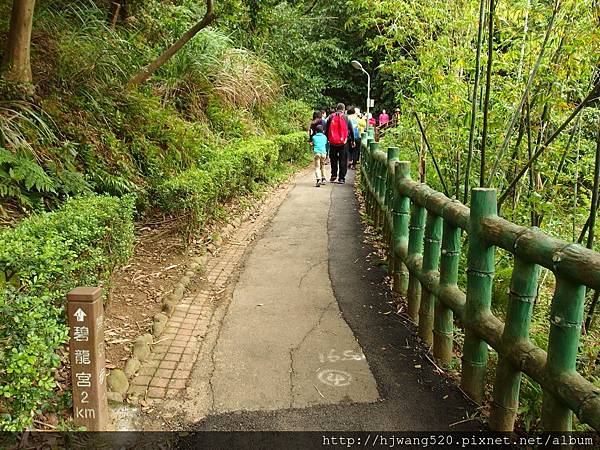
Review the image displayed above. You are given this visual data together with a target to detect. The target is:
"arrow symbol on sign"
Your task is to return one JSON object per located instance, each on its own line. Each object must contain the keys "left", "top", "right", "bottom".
{"left": 74, "top": 308, "right": 87, "bottom": 322}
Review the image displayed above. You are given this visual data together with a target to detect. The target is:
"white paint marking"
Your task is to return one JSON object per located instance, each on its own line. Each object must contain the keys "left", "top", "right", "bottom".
{"left": 318, "top": 349, "right": 366, "bottom": 363}
{"left": 318, "top": 369, "right": 352, "bottom": 387}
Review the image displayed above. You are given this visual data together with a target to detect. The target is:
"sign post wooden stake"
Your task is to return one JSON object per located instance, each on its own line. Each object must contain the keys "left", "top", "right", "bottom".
{"left": 67, "top": 287, "right": 108, "bottom": 431}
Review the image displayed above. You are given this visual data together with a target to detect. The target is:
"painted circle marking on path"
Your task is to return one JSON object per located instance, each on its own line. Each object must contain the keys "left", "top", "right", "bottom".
{"left": 318, "top": 369, "right": 352, "bottom": 387}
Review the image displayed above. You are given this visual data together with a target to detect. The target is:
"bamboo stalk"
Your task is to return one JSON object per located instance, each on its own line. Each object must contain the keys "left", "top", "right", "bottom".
{"left": 434, "top": 219, "right": 461, "bottom": 364}
{"left": 393, "top": 161, "right": 412, "bottom": 296}
{"left": 582, "top": 117, "right": 600, "bottom": 331}
{"left": 486, "top": 0, "right": 560, "bottom": 186}
{"left": 586, "top": 116, "right": 600, "bottom": 250}
{"left": 378, "top": 154, "right": 386, "bottom": 229}
{"left": 464, "top": 0, "right": 487, "bottom": 205}
{"left": 386, "top": 147, "right": 400, "bottom": 276}
{"left": 371, "top": 142, "right": 381, "bottom": 224}
{"left": 516, "top": 0, "right": 531, "bottom": 81}
{"left": 509, "top": 114, "right": 526, "bottom": 217}
{"left": 418, "top": 213, "right": 443, "bottom": 345}
{"left": 479, "top": 0, "right": 496, "bottom": 187}
{"left": 461, "top": 188, "right": 496, "bottom": 403}
{"left": 525, "top": 98, "right": 538, "bottom": 226}
{"left": 489, "top": 258, "right": 540, "bottom": 431}
{"left": 407, "top": 202, "right": 427, "bottom": 323}
{"left": 541, "top": 278, "right": 586, "bottom": 431}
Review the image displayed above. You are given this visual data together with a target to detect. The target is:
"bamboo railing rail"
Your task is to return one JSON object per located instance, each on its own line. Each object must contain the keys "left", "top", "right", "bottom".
{"left": 359, "top": 130, "right": 600, "bottom": 432}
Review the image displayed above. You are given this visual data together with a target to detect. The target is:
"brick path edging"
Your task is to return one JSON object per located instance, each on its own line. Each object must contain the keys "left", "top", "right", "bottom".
{"left": 106, "top": 170, "right": 307, "bottom": 403}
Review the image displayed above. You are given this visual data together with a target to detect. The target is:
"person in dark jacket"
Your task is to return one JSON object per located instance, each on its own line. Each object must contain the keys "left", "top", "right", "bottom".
{"left": 324, "top": 103, "right": 355, "bottom": 184}
{"left": 308, "top": 111, "right": 323, "bottom": 142}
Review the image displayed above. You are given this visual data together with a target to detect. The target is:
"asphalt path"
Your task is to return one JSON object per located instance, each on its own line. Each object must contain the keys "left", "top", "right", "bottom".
{"left": 191, "top": 168, "right": 478, "bottom": 432}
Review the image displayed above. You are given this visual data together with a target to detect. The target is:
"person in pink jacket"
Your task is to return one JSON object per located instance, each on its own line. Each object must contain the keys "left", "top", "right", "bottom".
{"left": 378, "top": 109, "right": 390, "bottom": 127}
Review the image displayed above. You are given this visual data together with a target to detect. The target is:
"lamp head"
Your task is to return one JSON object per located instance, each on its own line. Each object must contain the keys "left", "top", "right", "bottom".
{"left": 351, "top": 60, "right": 363, "bottom": 70}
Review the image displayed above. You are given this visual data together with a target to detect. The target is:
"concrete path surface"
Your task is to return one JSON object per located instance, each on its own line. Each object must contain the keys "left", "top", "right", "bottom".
{"left": 189, "top": 169, "right": 479, "bottom": 431}
{"left": 119, "top": 167, "right": 479, "bottom": 431}
{"left": 210, "top": 171, "right": 379, "bottom": 412}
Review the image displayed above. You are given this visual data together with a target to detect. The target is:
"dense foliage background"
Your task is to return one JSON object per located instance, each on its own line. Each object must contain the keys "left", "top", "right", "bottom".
{"left": 1, "top": 0, "right": 599, "bottom": 432}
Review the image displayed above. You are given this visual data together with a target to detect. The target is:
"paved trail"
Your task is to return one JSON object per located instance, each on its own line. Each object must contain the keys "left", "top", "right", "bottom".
{"left": 190, "top": 170, "right": 477, "bottom": 431}
{"left": 210, "top": 170, "right": 379, "bottom": 411}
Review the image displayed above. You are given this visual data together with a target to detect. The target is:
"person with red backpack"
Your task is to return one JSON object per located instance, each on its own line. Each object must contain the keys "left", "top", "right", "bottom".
{"left": 324, "top": 103, "right": 355, "bottom": 184}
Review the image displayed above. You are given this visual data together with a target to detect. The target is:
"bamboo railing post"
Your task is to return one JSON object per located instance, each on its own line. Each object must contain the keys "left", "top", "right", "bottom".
{"left": 370, "top": 142, "right": 381, "bottom": 227}
{"left": 461, "top": 188, "right": 496, "bottom": 403}
{"left": 489, "top": 257, "right": 540, "bottom": 431}
{"left": 393, "top": 161, "right": 411, "bottom": 296}
{"left": 418, "top": 212, "right": 443, "bottom": 345}
{"left": 386, "top": 147, "right": 400, "bottom": 275}
{"left": 360, "top": 132, "right": 369, "bottom": 202}
{"left": 434, "top": 217, "right": 461, "bottom": 364}
{"left": 359, "top": 133, "right": 367, "bottom": 189}
{"left": 406, "top": 197, "right": 427, "bottom": 323}
{"left": 368, "top": 127, "right": 375, "bottom": 140}
{"left": 541, "top": 278, "right": 586, "bottom": 431}
{"left": 367, "top": 140, "right": 376, "bottom": 217}
{"left": 374, "top": 155, "right": 380, "bottom": 227}
{"left": 376, "top": 153, "right": 385, "bottom": 229}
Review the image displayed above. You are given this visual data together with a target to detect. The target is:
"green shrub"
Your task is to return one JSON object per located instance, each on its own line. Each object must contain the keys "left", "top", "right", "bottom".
{"left": 0, "top": 289, "right": 68, "bottom": 431}
{"left": 0, "top": 195, "right": 135, "bottom": 430}
{"left": 259, "top": 98, "right": 313, "bottom": 135}
{"left": 156, "top": 136, "right": 280, "bottom": 230}
{"left": 272, "top": 132, "right": 310, "bottom": 163}
{"left": 155, "top": 132, "right": 312, "bottom": 234}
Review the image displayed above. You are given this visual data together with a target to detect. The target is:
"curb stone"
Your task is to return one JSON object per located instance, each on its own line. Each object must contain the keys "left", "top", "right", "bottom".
{"left": 106, "top": 217, "right": 229, "bottom": 403}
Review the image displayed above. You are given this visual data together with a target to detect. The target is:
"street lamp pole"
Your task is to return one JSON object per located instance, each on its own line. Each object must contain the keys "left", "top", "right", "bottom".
{"left": 366, "top": 71, "right": 371, "bottom": 121}
{"left": 351, "top": 60, "right": 371, "bottom": 126}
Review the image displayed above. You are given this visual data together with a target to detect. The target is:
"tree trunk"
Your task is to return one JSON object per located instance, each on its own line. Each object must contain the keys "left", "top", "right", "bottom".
{"left": 128, "top": 0, "right": 215, "bottom": 86}
{"left": 1, "top": 0, "right": 36, "bottom": 86}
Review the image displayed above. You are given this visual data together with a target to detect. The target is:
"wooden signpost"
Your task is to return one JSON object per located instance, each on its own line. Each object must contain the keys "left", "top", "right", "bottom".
{"left": 67, "top": 287, "right": 108, "bottom": 431}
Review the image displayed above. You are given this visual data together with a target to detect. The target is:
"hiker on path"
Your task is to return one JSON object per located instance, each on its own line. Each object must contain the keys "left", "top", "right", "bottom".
{"left": 347, "top": 107, "right": 361, "bottom": 170}
{"left": 309, "top": 111, "right": 323, "bottom": 141}
{"left": 324, "top": 103, "right": 355, "bottom": 184}
{"left": 367, "top": 113, "right": 376, "bottom": 127}
{"left": 322, "top": 110, "right": 330, "bottom": 164}
{"left": 378, "top": 109, "right": 390, "bottom": 128}
{"left": 311, "top": 124, "right": 328, "bottom": 187}
{"left": 357, "top": 112, "right": 366, "bottom": 135}
{"left": 391, "top": 108, "right": 401, "bottom": 127}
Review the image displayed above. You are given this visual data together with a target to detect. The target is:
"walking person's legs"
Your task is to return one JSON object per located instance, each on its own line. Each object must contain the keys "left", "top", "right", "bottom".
{"left": 330, "top": 145, "right": 340, "bottom": 181}
{"left": 352, "top": 139, "right": 361, "bottom": 168}
{"left": 319, "top": 155, "right": 327, "bottom": 183}
{"left": 338, "top": 145, "right": 348, "bottom": 182}
{"left": 314, "top": 154, "right": 322, "bottom": 186}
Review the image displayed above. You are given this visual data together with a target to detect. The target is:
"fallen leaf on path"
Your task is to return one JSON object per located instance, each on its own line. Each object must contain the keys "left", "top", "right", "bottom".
{"left": 313, "top": 385, "right": 325, "bottom": 399}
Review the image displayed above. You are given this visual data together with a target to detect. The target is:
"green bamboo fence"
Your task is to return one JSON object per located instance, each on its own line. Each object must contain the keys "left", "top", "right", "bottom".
{"left": 359, "top": 144, "right": 600, "bottom": 432}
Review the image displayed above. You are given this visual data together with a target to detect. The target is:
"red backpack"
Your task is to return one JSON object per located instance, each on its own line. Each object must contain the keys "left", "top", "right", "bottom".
{"left": 327, "top": 112, "right": 348, "bottom": 145}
